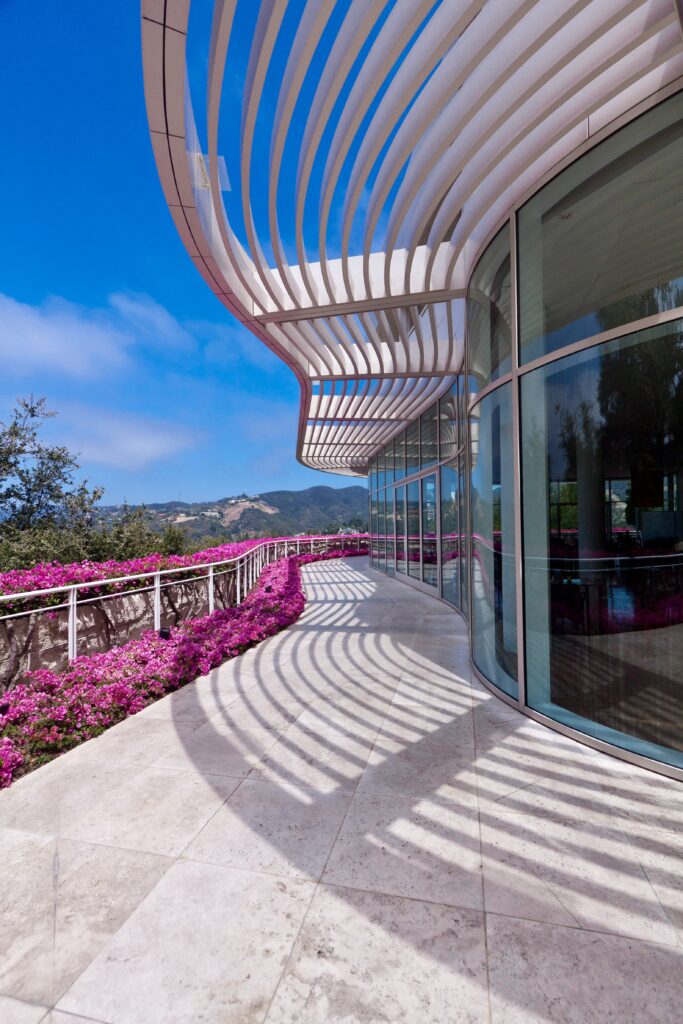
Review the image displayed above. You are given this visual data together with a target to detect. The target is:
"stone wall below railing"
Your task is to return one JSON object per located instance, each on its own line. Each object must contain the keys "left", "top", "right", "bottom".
{"left": 0, "top": 570, "right": 239, "bottom": 692}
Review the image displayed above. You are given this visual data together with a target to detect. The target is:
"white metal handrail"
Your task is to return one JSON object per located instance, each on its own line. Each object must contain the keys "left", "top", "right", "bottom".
{"left": 0, "top": 534, "right": 368, "bottom": 667}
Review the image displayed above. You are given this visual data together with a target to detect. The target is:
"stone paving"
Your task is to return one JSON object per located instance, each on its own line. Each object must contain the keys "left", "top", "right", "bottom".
{"left": 2, "top": 557, "right": 683, "bottom": 1023}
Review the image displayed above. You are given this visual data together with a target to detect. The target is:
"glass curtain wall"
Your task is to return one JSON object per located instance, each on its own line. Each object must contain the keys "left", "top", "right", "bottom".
{"left": 440, "top": 462, "right": 459, "bottom": 605}
{"left": 385, "top": 490, "right": 395, "bottom": 576}
{"left": 421, "top": 475, "right": 438, "bottom": 587}
{"left": 470, "top": 386, "right": 518, "bottom": 697}
{"left": 517, "top": 88, "right": 683, "bottom": 768}
{"left": 367, "top": 88, "right": 683, "bottom": 774}
{"left": 407, "top": 480, "right": 420, "bottom": 579}
{"left": 522, "top": 319, "right": 683, "bottom": 766}
{"left": 396, "top": 486, "right": 407, "bottom": 574}
{"left": 519, "top": 89, "right": 683, "bottom": 362}
{"left": 368, "top": 390, "right": 467, "bottom": 593}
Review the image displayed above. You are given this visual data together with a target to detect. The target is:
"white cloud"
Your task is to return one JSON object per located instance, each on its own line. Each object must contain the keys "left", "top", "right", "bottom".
{"left": 51, "top": 405, "right": 202, "bottom": 471}
{"left": 109, "top": 292, "right": 196, "bottom": 352}
{"left": 0, "top": 289, "right": 277, "bottom": 380}
{"left": 0, "top": 293, "right": 133, "bottom": 378}
{"left": 193, "top": 319, "right": 280, "bottom": 372}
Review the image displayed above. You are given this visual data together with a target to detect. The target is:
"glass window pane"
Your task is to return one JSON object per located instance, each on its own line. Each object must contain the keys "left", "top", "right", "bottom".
{"left": 407, "top": 480, "right": 420, "bottom": 579}
{"left": 420, "top": 404, "right": 439, "bottom": 468}
{"left": 439, "top": 385, "right": 458, "bottom": 462}
{"left": 522, "top": 317, "right": 683, "bottom": 768}
{"left": 396, "top": 485, "right": 407, "bottom": 574}
{"left": 376, "top": 450, "right": 385, "bottom": 490}
{"left": 459, "top": 450, "right": 469, "bottom": 619}
{"left": 370, "top": 492, "right": 379, "bottom": 566}
{"left": 394, "top": 432, "right": 406, "bottom": 481}
{"left": 467, "top": 225, "right": 512, "bottom": 392}
{"left": 421, "top": 475, "right": 438, "bottom": 586}
{"left": 377, "top": 490, "right": 386, "bottom": 570}
{"left": 471, "top": 384, "right": 518, "bottom": 696}
{"left": 386, "top": 490, "right": 395, "bottom": 576}
{"left": 406, "top": 420, "right": 420, "bottom": 476}
{"left": 385, "top": 439, "right": 395, "bottom": 486}
{"left": 519, "top": 90, "right": 683, "bottom": 363}
{"left": 440, "top": 463, "right": 459, "bottom": 605}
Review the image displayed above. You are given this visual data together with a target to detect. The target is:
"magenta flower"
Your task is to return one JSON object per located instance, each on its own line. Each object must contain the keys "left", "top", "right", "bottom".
{"left": 0, "top": 544, "right": 368, "bottom": 787}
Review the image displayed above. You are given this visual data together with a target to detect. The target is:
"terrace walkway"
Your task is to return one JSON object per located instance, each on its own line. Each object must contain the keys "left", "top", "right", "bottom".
{"left": 2, "top": 557, "right": 683, "bottom": 1023}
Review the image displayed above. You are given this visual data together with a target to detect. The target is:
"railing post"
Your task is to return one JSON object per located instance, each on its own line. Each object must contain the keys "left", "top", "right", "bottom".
{"left": 236, "top": 560, "right": 241, "bottom": 605}
{"left": 297, "top": 538, "right": 300, "bottom": 555}
{"left": 208, "top": 564, "right": 214, "bottom": 614}
{"left": 153, "top": 572, "right": 161, "bottom": 631}
{"left": 67, "top": 587, "right": 78, "bottom": 662}
{"left": 311, "top": 538, "right": 314, "bottom": 554}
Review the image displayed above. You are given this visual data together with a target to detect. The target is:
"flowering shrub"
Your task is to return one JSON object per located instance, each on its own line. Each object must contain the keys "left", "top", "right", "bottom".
{"left": 0, "top": 737, "right": 23, "bottom": 788}
{"left": 0, "top": 538, "right": 265, "bottom": 599}
{"left": 0, "top": 546, "right": 366, "bottom": 788}
{"left": 0, "top": 535, "right": 370, "bottom": 603}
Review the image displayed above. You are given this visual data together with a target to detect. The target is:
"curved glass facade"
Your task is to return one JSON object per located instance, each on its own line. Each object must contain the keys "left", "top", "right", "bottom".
{"left": 522, "top": 318, "right": 683, "bottom": 766}
{"left": 471, "top": 385, "right": 517, "bottom": 698}
{"left": 369, "top": 89, "right": 683, "bottom": 776}
{"left": 519, "top": 89, "right": 683, "bottom": 363}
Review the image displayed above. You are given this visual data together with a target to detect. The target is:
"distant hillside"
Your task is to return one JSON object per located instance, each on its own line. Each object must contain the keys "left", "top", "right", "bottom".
{"left": 100, "top": 485, "right": 368, "bottom": 541}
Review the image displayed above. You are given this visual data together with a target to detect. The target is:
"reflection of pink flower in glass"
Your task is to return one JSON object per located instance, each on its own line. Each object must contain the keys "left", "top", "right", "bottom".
{"left": 0, "top": 545, "right": 368, "bottom": 789}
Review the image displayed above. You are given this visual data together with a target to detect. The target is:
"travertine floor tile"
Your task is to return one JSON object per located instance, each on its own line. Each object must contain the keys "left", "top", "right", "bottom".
{"left": 0, "top": 995, "right": 48, "bottom": 1024}
{"left": 486, "top": 913, "right": 683, "bottom": 1024}
{"left": 0, "top": 829, "right": 169, "bottom": 1005}
{"left": 184, "top": 778, "right": 351, "bottom": 880}
{"left": 62, "top": 767, "right": 239, "bottom": 857}
{"left": 480, "top": 811, "right": 677, "bottom": 943}
{"left": 264, "top": 884, "right": 489, "bottom": 1024}
{"left": 57, "top": 861, "right": 314, "bottom": 1024}
{"left": 323, "top": 786, "right": 484, "bottom": 910}
{"left": 152, "top": 718, "right": 281, "bottom": 777}
{"left": 0, "top": 759, "right": 142, "bottom": 838}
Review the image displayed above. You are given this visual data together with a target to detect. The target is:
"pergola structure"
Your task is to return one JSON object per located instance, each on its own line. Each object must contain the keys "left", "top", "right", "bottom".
{"left": 141, "top": 0, "right": 683, "bottom": 474}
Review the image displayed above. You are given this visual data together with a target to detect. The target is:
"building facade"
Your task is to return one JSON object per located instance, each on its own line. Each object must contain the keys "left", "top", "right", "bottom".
{"left": 143, "top": 1, "right": 683, "bottom": 777}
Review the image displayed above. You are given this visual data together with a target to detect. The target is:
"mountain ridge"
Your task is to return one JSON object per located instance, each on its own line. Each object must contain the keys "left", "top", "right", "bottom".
{"left": 99, "top": 484, "right": 368, "bottom": 540}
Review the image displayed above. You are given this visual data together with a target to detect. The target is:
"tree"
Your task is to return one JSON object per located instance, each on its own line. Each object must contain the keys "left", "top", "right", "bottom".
{"left": 159, "top": 523, "right": 187, "bottom": 556}
{"left": 90, "top": 504, "right": 159, "bottom": 561}
{"left": 0, "top": 397, "right": 102, "bottom": 531}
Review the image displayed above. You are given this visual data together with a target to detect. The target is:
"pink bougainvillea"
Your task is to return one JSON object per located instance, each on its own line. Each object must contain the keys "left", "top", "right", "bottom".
{"left": 0, "top": 535, "right": 368, "bottom": 601}
{"left": 0, "top": 538, "right": 264, "bottom": 599}
{"left": 0, "top": 547, "right": 367, "bottom": 788}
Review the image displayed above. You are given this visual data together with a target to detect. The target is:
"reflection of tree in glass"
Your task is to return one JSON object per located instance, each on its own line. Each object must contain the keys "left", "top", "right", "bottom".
{"left": 596, "top": 282, "right": 683, "bottom": 336}
{"left": 597, "top": 311, "right": 683, "bottom": 525}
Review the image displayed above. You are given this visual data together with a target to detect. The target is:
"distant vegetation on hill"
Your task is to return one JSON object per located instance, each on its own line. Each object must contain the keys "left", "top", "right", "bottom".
{"left": 0, "top": 395, "right": 367, "bottom": 571}
{"left": 100, "top": 485, "right": 369, "bottom": 543}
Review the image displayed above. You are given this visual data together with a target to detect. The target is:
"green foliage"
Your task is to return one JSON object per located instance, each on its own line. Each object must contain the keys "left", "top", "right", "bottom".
{"left": 0, "top": 398, "right": 165, "bottom": 570}
{"left": 0, "top": 397, "right": 103, "bottom": 532}
{"left": 159, "top": 523, "right": 187, "bottom": 556}
{"left": 90, "top": 505, "right": 159, "bottom": 561}
{"left": 0, "top": 396, "right": 368, "bottom": 573}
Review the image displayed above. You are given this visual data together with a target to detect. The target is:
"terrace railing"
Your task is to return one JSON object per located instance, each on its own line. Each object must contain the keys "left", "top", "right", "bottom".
{"left": 0, "top": 534, "right": 367, "bottom": 689}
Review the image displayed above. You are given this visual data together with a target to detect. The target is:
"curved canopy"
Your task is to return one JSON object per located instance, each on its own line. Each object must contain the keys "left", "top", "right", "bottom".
{"left": 141, "top": 0, "right": 683, "bottom": 474}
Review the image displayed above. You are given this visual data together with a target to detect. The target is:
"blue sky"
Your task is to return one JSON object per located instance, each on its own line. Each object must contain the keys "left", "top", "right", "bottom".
{"left": 0, "top": 1, "right": 354, "bottom": 505}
